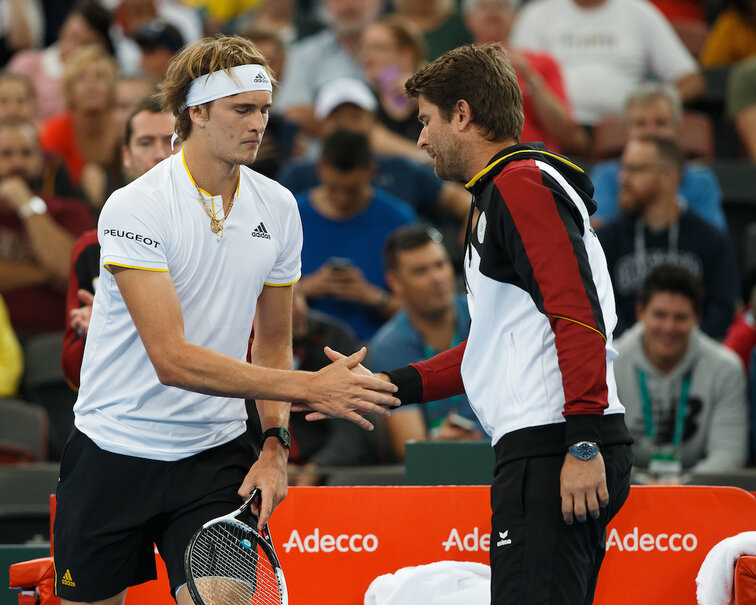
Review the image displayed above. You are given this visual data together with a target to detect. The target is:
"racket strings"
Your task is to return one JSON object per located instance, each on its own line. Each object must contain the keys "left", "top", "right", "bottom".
{"left": 188, "top": 521, "right": 283, "bottom": 604}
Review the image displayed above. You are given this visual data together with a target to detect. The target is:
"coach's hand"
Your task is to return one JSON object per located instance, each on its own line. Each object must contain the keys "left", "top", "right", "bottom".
{"left": 560, "top": 453, "right": 609, "bottom": 525}
{"left": 238, "top": 439, "right": 288, "bottom": 531}
{"left": 291, "top": 347, "right": 399, "bottom": 430}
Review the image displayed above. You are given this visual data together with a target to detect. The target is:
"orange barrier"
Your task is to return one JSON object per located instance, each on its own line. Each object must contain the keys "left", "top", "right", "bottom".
{"left": 8, "top": 558, "right": 57, "bottom": 605}
{"left": 19, "top": 486, "right": 756, "bottom": 604}
{"left": 735, "top": 555, "right": 756, "bottom": 604}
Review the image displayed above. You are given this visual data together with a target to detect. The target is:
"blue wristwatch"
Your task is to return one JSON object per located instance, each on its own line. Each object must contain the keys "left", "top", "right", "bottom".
{"left": 568, "top": 441, "right": 599, "bottom": 461}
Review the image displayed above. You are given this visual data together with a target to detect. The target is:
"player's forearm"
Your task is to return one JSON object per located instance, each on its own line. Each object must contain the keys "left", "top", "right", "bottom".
{"left": 151, "top": 339, "right": 312, "bottom": 404}
{"left": 251, "top": 336, "right": 293, "bottom": 431}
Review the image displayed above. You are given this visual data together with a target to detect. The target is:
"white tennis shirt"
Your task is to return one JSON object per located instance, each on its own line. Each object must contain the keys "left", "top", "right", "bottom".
{"left": 74, "top": 151, "right": 303, "bottom": 461}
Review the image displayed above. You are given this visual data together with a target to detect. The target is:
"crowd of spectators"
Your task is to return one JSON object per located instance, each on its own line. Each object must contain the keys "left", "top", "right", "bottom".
{"left": 1, "top": 0, "right": 756, "bottom": 487}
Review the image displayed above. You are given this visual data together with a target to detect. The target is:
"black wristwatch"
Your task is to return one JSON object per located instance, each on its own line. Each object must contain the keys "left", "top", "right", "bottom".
{"left": 567, "top": 441, "right": 599, "bottom": 461}
{"left": 262, "top": 427, "right": 291, "bottom": 449}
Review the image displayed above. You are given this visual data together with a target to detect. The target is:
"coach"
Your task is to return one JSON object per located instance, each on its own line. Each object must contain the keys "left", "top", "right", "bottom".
{"left": 341, "top": 44, "right": 635, "bottom": 604}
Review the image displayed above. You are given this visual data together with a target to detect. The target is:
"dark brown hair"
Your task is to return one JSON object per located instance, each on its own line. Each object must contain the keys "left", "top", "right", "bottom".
{"left": 404, "top": 43, "right": 523, "bottom": 142}
{"left": 639, "top": 264, "right": 704, "bottom": 317}
{"left": 124, "top": 94, "right": 165, "bottom": 147}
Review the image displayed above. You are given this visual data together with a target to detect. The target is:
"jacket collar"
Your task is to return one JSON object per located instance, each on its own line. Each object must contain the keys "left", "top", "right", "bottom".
{"left": 465, "top": 142, "right": 584, "bottom": 195}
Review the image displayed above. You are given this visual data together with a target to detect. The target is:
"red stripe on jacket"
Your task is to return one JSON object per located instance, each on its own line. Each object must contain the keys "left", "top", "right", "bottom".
{"left": 495, "top": 161, "right": 608, "bottom": 416}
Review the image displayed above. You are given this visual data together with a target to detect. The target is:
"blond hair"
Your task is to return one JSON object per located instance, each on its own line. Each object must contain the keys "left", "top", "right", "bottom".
{"left": 159, "top": 35, "right": 275, "bottom": 141}
{"left": 62, "top": 45, "right": 119, "bottom": 109}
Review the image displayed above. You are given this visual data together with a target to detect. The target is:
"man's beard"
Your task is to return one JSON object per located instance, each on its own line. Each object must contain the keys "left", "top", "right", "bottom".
{"left": 433, "top": 140, "right": 468, "bottom": 183}
{"left": 618, "top": 189, "right": 644, "bottom": 216}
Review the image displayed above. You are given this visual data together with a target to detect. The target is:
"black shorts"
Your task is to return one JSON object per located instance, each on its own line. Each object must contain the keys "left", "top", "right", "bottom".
{"left": 489, "top": 444, "right": 633, "bottom": 605}
{"left": 53, "top": 428, "right": 254, "bottom": 602}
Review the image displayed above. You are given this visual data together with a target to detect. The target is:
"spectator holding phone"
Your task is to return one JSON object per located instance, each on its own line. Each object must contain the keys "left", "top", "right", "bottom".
{"left": 360, "top": 15, "right": 427, "bottom": 144}
{"left": 296, "top": 129, "right": 417, "bottom": 341}
{"left": 367, "top": 224, "right": 483, "bottom": 460}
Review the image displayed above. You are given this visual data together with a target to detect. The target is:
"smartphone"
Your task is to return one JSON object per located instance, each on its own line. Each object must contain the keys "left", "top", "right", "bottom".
{"left": 326, "top": 257, "right": 354, "bottom": 271}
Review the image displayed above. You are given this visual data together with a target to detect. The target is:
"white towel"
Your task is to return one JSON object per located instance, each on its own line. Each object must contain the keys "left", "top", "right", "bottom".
{"left": 364, "top": 561, "right": 490, "bottom": 605}
{"left": 696, "top": 531, "right": 756, "bottom": 605}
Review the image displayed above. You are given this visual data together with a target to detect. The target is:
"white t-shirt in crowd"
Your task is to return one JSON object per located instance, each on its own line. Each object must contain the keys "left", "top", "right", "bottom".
{"left": 511, "top": 0, "right": 698, "bottom": 125}
{"left": 74, "top": 151, "right": 303, "bottom": 461}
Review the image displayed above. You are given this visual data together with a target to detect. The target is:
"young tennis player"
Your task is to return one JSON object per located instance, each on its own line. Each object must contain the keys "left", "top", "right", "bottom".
{"left": 53, "top": 35, "right": 398, "bottom": 605}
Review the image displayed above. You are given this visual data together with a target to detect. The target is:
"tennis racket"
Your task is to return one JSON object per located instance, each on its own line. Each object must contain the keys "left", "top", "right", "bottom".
{"left": 184, "top": 488, "right": 288, "bottom": 605}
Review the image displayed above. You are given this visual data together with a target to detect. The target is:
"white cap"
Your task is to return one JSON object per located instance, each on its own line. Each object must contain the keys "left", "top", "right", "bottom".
{"left": 314, "top": 78, "right": 378, "bottom": 120}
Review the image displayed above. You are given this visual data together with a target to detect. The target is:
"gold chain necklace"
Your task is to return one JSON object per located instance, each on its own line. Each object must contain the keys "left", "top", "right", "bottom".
{"left": 195, "top": 184, "right": 235, "bottom": 241}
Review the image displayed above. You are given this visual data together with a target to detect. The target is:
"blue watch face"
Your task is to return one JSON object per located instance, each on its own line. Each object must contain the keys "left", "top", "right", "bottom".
{"left": 570, "top": 441, "right": 598, "bottom": 460}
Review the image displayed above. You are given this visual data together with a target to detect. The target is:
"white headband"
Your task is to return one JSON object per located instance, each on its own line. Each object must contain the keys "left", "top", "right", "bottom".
{"left": 184, "top": 64, "right": 272, "bottom": 109}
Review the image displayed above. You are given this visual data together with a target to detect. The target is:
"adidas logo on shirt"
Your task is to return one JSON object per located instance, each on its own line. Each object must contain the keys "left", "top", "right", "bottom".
{"left": 253, "top": 72, "right": 269, "bottom": 84}
{"left": 251, "top": 222, "right": 271, "bottom": 239}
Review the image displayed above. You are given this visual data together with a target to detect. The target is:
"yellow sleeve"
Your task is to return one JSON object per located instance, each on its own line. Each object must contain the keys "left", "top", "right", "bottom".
{"left": 0, "top": 296, "right": 23, "bottom": 397}
{"left": 701, "top": 10, "right": 747, "bottom": 67}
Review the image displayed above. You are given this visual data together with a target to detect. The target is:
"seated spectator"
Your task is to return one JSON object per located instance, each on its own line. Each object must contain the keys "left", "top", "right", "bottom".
{"left": 314, "top": 76, "right": 432, "bottom": 164}
{"left": 0, "top": 71, "right": 36, "bottom": 122}
{"left": 367, "top": 225, "right": 483, "bottom": 460}
{"left": 7, "top": 0, "right": 115, "bottom": 122}
{"left": 132, "top": 19, "right": 185, "bottom": 80}
{"left": 727, "top": 56, "right": 756, "bottom": 163}
{"left": 296, "top": 129, "right": 417, "bottom": 341}
{"left": 0, "top": 293, "right": 22, "bottom": 397}
{"left": 275, "top": 0, "right": 380, "bottom": 136}
{"left": 0, "top": 71, "right": 81, "bottom": 200}
{"left": 393, "top": 0, "right": 473, "bottom": 61}
{"left": 591, "top": 84, "right": 726, "bottom": 230}
{"left": 597, "top": 137, "right": 737, "bottom": 339}
{"left": 62, "top": 94, "right": 176, "bottom": 388}
{"left": 285, "top": 287, "right": 383, "bottom": 485}
{"left": 614, "top": 264, "right": 748, "bottom": 480}
{"left": 40, "top": 44, "right": 121, "bottom": 211}
{"left": 0, "top": 120, "right": 94, "bottom": 335}
{"left": 113, "top": 74, "right": 156, "bottom": 140}
{"left": 463, "top": 0, "right": 587, "bottom": 154}
{"left": 359, "top": 15, "right": 427, "bottom": 143}
{"left": 511, "top": 0, "right": 705, "bottom": 128}
{"left": 700, "top": 0, "right": 756, "bottom": 67}
{"left": 277, "top": 78, "right": 470, "bottom": 226}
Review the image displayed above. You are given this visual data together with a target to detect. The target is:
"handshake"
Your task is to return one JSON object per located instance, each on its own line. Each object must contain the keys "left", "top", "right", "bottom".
{"left": 291, "top": 346, "right": 399, "bottom": 431}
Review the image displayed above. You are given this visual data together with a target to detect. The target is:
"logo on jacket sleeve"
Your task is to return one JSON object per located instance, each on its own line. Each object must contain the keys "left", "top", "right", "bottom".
{"left": 477, "top": 211, "right": 487, "bottom": 244}
{"left": 251, "top": 222, "right": 271, "bottom": 239}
